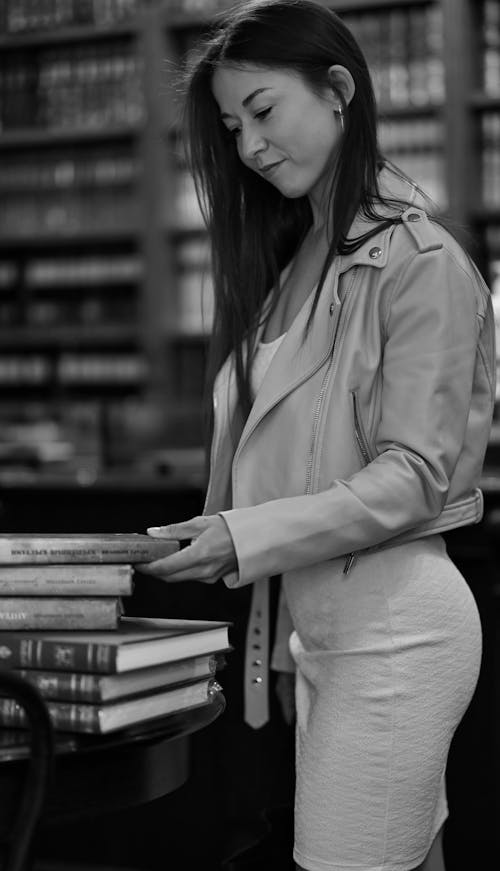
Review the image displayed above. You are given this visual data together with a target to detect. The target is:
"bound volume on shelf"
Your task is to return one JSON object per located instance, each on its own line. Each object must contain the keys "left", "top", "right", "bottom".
{"left": 0, "top": 533, "right": 179, "bottom": 564}
{"left": 0, "top": 616, "right": 232, "bottom": 673}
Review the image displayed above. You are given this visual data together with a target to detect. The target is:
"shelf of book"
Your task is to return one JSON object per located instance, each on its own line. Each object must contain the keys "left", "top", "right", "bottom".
{"left": 470, "top": 94, "right": 500, "bottom": 111}
{"left": 0, "top": 326, "right": 139, "bottom": 348}
{"left": 0, "top": 126, "right": 143, "bottom": 149}
{"left": 164, "top": 0, "right": 436, "bottom": 28}
{"left": 470, "top": 209, "right": 500, "bottom": 224}
{"left": 0, "top": 231, "right": 140, "bottom": 248}
{"left": 0, "top": 22, "right": 140, "bottom": 49}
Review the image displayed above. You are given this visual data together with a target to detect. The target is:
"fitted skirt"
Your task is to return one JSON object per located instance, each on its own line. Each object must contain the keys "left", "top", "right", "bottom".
{"left": 284, "top": 535, "right": 482, "bottom": 871}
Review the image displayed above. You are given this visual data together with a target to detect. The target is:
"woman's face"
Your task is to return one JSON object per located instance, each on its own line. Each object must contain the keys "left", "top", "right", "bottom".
{"left": 211, "top": 64, "right": 340, "bottom": 202}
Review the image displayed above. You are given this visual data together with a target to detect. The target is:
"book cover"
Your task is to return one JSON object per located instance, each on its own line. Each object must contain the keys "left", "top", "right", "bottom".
{"left": 0, "top": 564, "right": 133, "bottom": 595}
{"left": 0, "top": 533, "right": 179, "bottom": 565}
{"left": 0, "top": 677, "right": 221, "bottom": 734}
{"left": 0, "top": 616, "right": 231, "bottom": 673}
{"left": 0, "top": 597, "right": 122, "bottom": 630}
{"left": 14, "top": 652, "right": 225, "bottom": 702}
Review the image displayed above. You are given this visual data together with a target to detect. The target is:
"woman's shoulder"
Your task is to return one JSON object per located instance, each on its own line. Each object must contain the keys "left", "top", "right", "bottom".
{"left": 381, "top": 209, "right": 492, "bottom": 325}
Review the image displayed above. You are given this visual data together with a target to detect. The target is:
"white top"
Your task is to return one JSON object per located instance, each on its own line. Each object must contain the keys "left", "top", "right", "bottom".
{"left": 251, "top": 333, "right": 286, "bottom": 399}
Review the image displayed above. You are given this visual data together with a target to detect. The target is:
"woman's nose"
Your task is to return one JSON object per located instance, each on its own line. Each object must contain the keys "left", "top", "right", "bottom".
{"left": 239, "top": 125, "right": 266, "bottom": 161}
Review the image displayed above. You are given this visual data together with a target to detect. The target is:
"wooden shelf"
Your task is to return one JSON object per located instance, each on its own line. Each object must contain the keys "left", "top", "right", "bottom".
{"left": 469, "top": 92, "right": 500, "bottom": 111}
{"left": 0, "top": 230, "right": 139, "bottom": 249}
{"left": 0, "top": 326, "right": 139, "bottom": 348}
{"left": 0, "top": 380, "right": 145, "bottom": 394}
{"left": 0, "top": 22, "right": 140, "bottom": 50}
{"left": 321, "top": 0, "right": 435, "bottom": 10}
{"left": 169, "top": 332, "right": 209, "bottom": 343}
{"left": 0, "top": 464, "right": 205, "bottom": 491}
{"left": 378, "top": 104, "right": 443, "bottom": 119}
{"left": 165, "top": 0, "right": 435, "bottom": 28}
{"left": 0, "top": 125, "right": 142, "bottom": 150}
{"left": 469, "top": 208, "right": 500, "bottom": 223}
{"left": 167, "top": 226, "right": 207, "bottom": 240}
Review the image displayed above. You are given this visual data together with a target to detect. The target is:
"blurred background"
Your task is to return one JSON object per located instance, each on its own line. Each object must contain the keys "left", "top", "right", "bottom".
{"left": 0, "top": 0, "right": 498, "bottom": 487}
{"left": 0, "top": 2, "right": 500, "bottom": 870}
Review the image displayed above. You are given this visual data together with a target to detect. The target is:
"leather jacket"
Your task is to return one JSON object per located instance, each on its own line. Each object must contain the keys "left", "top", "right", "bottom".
{"left": 204, "top": 168, "right": 496, "bottom": 670}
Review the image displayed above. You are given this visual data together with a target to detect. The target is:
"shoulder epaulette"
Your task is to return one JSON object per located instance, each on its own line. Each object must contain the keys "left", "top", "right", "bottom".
{"left": 400, "top": 208, "right": 443, "bottom": 253}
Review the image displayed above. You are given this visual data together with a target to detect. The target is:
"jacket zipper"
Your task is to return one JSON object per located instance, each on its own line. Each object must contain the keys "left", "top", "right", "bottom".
{"left": 304, "top": 274, "right": 353, "bottom": 495}
{"left": 302, "top": 269, "right": 359, "bottom": 578}
{"left": 304, "top": 353, "right": 339, "bottom": 496}
{"left": 352, "top": 390, "right": 373, "bottom": 465}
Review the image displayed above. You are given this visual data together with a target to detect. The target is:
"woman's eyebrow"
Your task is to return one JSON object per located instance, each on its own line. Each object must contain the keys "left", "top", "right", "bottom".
{"left": 220, "top": 87, "right": 272, "bottom": 120}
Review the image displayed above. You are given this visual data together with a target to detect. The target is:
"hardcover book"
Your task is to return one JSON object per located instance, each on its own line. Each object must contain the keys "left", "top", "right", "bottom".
{"left": 0, "top": 616, "right": 231, "bottom": 673}
{"left": 0, "top": 533, "right": 179, "bottom": 565}
{"left": 0, "top": 597, "right": 122, "bottom": 630}
{"left": 0, "top": 677, "right": 221, "bottom": 734}
{"left": 14, "top": 652, "right": 225, "bottom": 703}
{"left": 0, "top": 564, "right": 133, "bottom": 596}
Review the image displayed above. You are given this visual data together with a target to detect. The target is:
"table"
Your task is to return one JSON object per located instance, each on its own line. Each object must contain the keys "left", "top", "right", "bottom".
{"left": 0, "top": 692, "right": 225, "bottom": 869}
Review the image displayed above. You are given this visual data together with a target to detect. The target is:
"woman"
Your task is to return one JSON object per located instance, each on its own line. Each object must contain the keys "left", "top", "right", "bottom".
{"left": 140, "top": 2, "right": 496, "bottom": 869}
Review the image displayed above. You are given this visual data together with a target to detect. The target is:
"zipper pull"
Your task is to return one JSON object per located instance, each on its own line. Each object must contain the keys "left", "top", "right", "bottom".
{"left": 343, "top": 552, "right": 357, "bottom": 575}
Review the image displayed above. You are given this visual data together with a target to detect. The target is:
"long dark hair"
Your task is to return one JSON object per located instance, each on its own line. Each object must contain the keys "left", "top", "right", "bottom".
{"left": 182, "top": 0, "right": 415, "bottom": 441}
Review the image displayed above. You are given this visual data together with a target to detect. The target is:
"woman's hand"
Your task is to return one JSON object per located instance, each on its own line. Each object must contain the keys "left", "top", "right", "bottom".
{"left": 137, "top": 515, "right": 238, "bottom": 583}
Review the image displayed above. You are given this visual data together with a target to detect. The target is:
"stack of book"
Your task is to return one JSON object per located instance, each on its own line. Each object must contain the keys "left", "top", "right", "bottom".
{"left": 0, "top": 616, "right": 230, "bottom": 734}
{"left": 0, "top": 532, "right": 180, "bottom": 631}
{"left": 0, "top": 533, "right": 231, "bottom": 734}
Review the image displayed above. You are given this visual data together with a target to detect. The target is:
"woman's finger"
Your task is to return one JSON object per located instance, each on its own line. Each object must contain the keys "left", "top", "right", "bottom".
{"left": 138, "top": 548, "right": 220, "bottom": 583}
{"left": 138, "top": 542, "right": 202, "bottom": 575}
{"left": 147, "top": 517, "right": 208, "bottom": 541}
{"left": 142, "top": 566, "right": 219, "bottom": 584}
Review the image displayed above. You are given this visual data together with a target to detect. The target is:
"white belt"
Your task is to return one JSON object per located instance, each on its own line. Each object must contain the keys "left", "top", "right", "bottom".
{"left": 243, "top": 576, "right": 270, "bottom": 729}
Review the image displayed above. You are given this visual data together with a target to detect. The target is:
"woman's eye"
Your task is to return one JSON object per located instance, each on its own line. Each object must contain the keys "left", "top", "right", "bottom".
{"left": 255, "top": 107, "right": 272, "bottom": 120}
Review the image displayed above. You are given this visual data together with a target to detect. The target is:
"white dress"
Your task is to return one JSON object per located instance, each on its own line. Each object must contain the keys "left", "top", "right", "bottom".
{"left": 251, "top": 334, "right": 482, "bottom": 871}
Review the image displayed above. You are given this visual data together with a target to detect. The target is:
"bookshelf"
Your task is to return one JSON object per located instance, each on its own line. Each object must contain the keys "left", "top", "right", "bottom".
{"left": 0, "top": 0, "right": 499, "bottom": 482}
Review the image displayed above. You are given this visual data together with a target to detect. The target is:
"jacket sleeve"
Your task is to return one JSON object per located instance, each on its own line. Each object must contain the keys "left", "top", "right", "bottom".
{"left": 220, "top": 246, "right": 482, "bottom": 587}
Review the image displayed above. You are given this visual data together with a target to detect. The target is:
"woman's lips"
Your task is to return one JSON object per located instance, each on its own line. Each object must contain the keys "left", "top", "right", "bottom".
{"left": 259, "top": 159, "right": 285, "bottom": 175}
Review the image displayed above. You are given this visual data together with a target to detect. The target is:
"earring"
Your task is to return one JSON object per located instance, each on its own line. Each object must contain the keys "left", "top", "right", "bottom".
{"left": 336, "top": 105, "right": 345, "bottom": 133}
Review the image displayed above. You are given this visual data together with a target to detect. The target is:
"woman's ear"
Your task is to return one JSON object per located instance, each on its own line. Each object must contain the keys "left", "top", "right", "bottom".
{"left": 327, "top": 64, "right": 355, "bottom": 109}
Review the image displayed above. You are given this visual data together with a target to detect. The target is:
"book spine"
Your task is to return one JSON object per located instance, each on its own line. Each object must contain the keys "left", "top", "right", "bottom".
{"left": 0, "top": 566, "right": 133, "bottom": 595}
{"left": 0, "top": 598, "right": 120, "bottom": 630}
{"left": 0, "top": 636, "right": 118, "bottom": 672}
{"left": 15, "top": 669, "right": 103, "bottom": 703}
{"left": 0, "top": 697, "right": 99, "bottom": 734}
